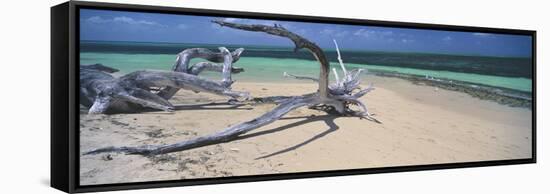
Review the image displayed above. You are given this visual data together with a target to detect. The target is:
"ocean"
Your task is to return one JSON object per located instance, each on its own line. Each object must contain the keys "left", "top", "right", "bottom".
{"left": 80, "top": 41, "right": 533, "bottom": 93}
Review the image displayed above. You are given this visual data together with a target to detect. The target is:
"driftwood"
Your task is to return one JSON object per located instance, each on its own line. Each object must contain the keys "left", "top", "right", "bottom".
{"left": 84, "top": 20, "right": 379, "bottom": 155}
{"left": 80, "top": 47, "right": 249, "bottom": 114}
{"left": 156, "top": 48, "right": 245, "bottom": 99}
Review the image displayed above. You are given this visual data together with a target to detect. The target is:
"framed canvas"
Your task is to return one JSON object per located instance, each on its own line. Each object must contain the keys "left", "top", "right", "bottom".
{"left": 51, "top": 1, "right": 536, "bottom": 193}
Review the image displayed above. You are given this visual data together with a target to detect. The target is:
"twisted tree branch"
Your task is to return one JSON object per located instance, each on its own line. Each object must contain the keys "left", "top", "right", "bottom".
{"left": 157, "top": 47, "right": 245, "bottom": 99}
{"left": 212, "top": 20, "right": 330, "bottom": 100}
{"left": 83, "top": 22, "right": 379, "bottom": 156}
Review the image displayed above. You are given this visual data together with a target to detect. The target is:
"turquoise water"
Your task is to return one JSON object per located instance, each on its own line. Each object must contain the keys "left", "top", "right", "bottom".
{"left": 80, "top": 53, "right": 532, "bottom": 92}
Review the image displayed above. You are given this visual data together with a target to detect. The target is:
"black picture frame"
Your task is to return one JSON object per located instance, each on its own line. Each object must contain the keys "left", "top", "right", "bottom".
{"left": 51, "top": 1, "right": 536, "bottom": 193}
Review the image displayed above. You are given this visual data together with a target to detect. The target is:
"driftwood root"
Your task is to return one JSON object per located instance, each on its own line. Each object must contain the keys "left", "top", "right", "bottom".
{"left": 84, "top": 21, "right": 379, "bottom": 156}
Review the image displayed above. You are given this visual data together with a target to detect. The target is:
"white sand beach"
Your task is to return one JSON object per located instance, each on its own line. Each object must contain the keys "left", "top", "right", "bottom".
{"left": 79, "top": 76, "right": 532, "bottom": 185}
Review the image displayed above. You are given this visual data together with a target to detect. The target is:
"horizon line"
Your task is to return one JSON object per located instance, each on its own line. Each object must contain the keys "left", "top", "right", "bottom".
{"left": 80, "top": 39, "right": 532, "bottom": 59}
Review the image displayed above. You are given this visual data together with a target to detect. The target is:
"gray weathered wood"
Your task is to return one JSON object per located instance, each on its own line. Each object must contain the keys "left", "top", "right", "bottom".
{"left": 80, "top": 47, "right": 249, "bottom": 114}
{"left": 84, "top": 21, "right": 379, "bottom": 156}
{"left": 189, "top": 62, "right": 244, "bottom": 75}
{"left": 157, "top": 47, "right": 245, "bottom": 99}
{"left": 85, "top": 95, "right": 317, "bottom": 155}
{"left": 212, "top": 20, "right": 330, "bottom": 100}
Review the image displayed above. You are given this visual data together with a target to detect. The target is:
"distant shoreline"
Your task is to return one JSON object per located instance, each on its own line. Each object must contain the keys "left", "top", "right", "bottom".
{"left": 368, "top": 70, "right": 532, "bottom": 109}
{"left": 232, "top": 71, "right": 532, "bottom": 109}
{"left": 80, "top": 40, "right": 532, "bottom": 59}
{"left": 79, "top": 41, "right": 534, "bottom": 79}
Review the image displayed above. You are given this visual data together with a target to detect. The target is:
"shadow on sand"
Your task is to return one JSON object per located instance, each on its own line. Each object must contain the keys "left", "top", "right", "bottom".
{"left": 231, "top": 115, "right": 341, "bottom": 160}
{"left": 80, "top": 101, "right": 252, "bottom": 114}
{"left": 174, "top": 101, "right": 252, "bottom": 111}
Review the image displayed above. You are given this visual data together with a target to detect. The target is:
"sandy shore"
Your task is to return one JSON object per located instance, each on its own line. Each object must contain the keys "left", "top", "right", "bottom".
{"left": 79, "top": 75, "right": 532, "bottom": 185}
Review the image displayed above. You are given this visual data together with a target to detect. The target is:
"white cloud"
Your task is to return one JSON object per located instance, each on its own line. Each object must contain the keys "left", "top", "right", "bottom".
{"left": 177, "top": 24, "right": 188, "bottom": 30}
{"left": 85, "top": 15, "right": 164, "bottom": 27}
{"left": 472, "top": 32, "right": 493, "bottom": 37}
{"left": 381, "top": 31, "right": 394, "bottom": 36}
{"left": 320, "top": 29, "right": 348, "bottom": 37}
{"left": 113, "top": 16, "right": 160, "bottom": 26}
{"left": 113, "top": 16, "right": 135, "bottom": 24}
{"left": 353, "top": 29, "right": 394, "bottom": 38}
{"left": 320, "top": 29, "right": 335, "bottom": 35}
{"left": 442, "top": 36, "right": 453, "bottom": 41}
{"left": 86, "top": 16, "right": 109, "bottom": 23}
{"left": 353, "top": 28, "right": 412, "bottom": 43}
{"left": 401, "top": 38, "right": 414, "bottom": 43}
{"left": 219, "top": 17, "right": 277, "bottom": 26}
{"left": 335, "top": 31, "right": 349, "bottom": 37}
{"left": 294, "top": 28, "right": 308, "bottom": 35}
{"left": 353, "top": 29, "right": 375, "bottom": 37}
{"left": 223, "top": 18, "right": 242, "bottom": 22}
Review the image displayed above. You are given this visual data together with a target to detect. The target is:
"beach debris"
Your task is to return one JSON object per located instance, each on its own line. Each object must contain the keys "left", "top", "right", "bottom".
{"left": 145, "top": 129, "right": 165, "bottom": 138}
{"left": 79, "top": 47, "right": 248, "bottom": 114}
{"left": 283, "top": 72, "right": 319, "bottom": 82}
{"left": 229, "top": 148, "right": 240, "bottom": 152}
{"left": 156, "top": 47, "right": 245, "bottom": 99}
{"left": 101, "top": 154, "right": 113, "bottom": 161}
{"left": 84, "top": 20, "right": 380, "bottom": 156}
{"left": 376, "top": 71, "right": 532, "bottom": 108}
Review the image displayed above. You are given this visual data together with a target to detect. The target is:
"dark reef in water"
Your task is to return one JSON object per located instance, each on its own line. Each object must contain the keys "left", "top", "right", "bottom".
{"left": 80, "top": 41, "right": 533, "bottom": 79}
{"left": 244, "top": 50, "right": 532, "bottom": 79}
{"left": 79, "top": 41, "right": 533, "bottom": 108}
{"left": 371, "top": 71, "right": 532, "bottom": 109}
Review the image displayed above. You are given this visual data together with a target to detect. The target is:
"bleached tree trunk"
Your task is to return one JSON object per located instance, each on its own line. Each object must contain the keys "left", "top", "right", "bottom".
{"left": 84, "top": 21, "right": 379, "bottom": 155}
{"left": 157, "top": 47, "right": 245, "bottom": 99}
{"left": 80, "top": 47, "right": 249, "bottom": 114}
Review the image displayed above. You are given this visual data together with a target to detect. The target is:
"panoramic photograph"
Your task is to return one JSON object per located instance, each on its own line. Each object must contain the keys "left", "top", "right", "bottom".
{"left": 78, "top": 8, "right": 533, "bottom": 185}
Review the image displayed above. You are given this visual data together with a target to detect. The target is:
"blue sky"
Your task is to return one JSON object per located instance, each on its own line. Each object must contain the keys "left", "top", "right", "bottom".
{"left": 80, "top": 9, "right": 532, "bottom": 57}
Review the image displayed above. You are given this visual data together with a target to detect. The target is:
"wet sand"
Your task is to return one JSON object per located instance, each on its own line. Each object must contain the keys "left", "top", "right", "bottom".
{"left": 79, "top": 75, "right": 532, "bottom": 185}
